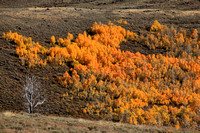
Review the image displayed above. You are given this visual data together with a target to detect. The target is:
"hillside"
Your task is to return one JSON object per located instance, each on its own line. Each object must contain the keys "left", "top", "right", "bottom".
{"left": 1, "top": 111, "right": 194, "bottom": 133}
{"left": 0, "top": 0, "right": 200, "bottom": 132}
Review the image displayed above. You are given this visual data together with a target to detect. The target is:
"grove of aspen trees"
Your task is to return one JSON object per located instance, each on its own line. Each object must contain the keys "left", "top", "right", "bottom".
{"left": 2, "top": 20, "right": 200, "bottom": 130}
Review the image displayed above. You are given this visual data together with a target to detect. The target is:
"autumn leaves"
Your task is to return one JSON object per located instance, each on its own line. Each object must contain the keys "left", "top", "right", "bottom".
{"left": 2, "top": 21, "right": 200, "bottom": 130}
{"left": 3, "top": 31, "right": 47, "bottom": 67}
{"left": 137, "top": 20, "right": 200, "bottom": 59}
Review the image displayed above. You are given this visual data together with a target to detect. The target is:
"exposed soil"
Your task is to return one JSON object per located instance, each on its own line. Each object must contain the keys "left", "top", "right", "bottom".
{"left": 0, "top": 0, "right": 200, "bottom": 131}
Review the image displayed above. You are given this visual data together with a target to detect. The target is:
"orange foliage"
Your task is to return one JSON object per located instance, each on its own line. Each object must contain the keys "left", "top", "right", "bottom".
{"left": 114, "top": 19, "right": 129, "bottom": 25}
{"left": 2, "top": 21, "right": 200, "bottom": 130}
{"left": 2, "top": 31, "right": 46, "bottom": 67}
{"left": 150, "top": 20, "right": 164, "bottom": 31}
{"left": 137, "top": 20, "right": 200, "bottom": 59}
{"left": 50, "top": 35, "right": 56, "bottom": 45}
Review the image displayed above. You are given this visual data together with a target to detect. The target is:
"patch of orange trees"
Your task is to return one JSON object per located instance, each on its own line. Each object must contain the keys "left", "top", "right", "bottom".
{"left": 2, "top": 21, "right": 200, "bottom": 130}
{"left": 2, "top": 31, "right": 47, "bottom": 67}
{"left": 136, "top": 20, "right": 200, "bottom": 59}
{"left": 114, "top": 19, "right": 129, "bottom": 25}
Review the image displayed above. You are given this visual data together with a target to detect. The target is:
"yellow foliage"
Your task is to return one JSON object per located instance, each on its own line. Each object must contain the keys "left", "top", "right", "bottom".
{"left": 175, "top": 121, "right": 180, "bottom": 129}
{"left": 114, "top": 19, "right": 129, "bottom": 25}
{"left": 150, "top": 20, "right": 163, "bottom": 31}
{"left": 50, "top": 35, "right": 56, "bottom": 45}
{"left": 3, "top": 21, "right": 200, "bottom": 130}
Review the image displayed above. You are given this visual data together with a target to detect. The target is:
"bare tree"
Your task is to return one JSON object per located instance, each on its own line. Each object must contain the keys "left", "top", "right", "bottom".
{"left": 24, "top": 75, "right": 46, "bottom": 113}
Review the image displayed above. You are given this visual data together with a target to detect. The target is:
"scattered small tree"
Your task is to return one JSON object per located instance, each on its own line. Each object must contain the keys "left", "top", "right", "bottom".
{"left": 24, "top": 75, "right": 46, "bottom": 113}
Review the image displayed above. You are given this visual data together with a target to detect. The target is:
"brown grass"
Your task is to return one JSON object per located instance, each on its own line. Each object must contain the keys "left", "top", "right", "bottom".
{"left": 0, "top": 111, "right": 197, "bottom": 133}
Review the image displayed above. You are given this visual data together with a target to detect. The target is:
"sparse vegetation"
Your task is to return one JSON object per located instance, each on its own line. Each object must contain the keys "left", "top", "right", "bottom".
{"left": 23, "top": 75, "right": 46, "bottom": 113}
{"left": 114, "top": 19, "right": 130, "bottom": 25}
{"left": 0, "top": 111, "right": 195, "bottom": 133}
